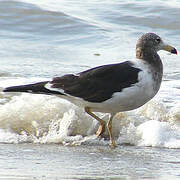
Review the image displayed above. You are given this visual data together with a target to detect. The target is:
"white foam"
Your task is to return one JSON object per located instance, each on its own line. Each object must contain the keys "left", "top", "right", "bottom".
{"left": 168, "top": 103, "right": 180, "bottom": 125}
{"left": 0, "top": 129, "right": 30, "bottom": 144}
{"left": 0, "top": 93, "right": 97, "bottom": 144}
{"left": 136, "top": 120, "right": 180, "bottom": 148}
{"left": 0, "top": 93, "right": 180, "bottom": 148}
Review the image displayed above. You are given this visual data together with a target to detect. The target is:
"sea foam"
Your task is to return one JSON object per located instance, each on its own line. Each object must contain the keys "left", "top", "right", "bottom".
{"left": 0, "top": 93, "right": 180, "bottom": 148}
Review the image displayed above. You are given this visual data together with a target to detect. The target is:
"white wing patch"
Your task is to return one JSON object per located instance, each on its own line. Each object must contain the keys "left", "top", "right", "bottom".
{"left": 45, "top": 82, "right": 65, "bottom": 94}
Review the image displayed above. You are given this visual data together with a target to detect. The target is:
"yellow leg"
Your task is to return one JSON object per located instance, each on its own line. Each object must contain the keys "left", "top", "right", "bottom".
{"left": 85, "top": 107, "right": 106, "bottom": 137}
{"left": 106, "top": 114, "right": 116, "bottom": 148}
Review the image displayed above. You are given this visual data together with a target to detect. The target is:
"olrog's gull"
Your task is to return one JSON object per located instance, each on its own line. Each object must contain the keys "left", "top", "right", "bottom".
{"left": 3, "top": 33, "right": 177, "bottom": 148}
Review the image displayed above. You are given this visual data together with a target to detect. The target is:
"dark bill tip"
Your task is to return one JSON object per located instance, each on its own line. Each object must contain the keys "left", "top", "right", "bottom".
{"left": 171, "top": 48, "right": 178, "bottom": 54}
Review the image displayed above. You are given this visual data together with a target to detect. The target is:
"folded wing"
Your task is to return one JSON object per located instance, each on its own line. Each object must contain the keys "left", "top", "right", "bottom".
{"left": 48, "top": 61, "right": 142, "bottom": 102}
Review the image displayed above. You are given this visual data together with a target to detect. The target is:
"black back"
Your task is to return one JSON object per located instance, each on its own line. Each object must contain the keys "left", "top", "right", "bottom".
{"left": 51, "top": 61, "right": 142, "bottom": 102}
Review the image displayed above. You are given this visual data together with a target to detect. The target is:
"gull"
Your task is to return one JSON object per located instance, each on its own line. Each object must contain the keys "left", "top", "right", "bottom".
{"left": 3, "top": 33, "right": 177, "bottom": 148}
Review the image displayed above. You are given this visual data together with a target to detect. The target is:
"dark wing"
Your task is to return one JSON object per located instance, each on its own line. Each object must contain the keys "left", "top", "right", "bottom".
{"left": 50, "top": 61, "right": 142, "bottom": 103}
{"left": 3, "top": 81, "right": 62, "bottom": 95}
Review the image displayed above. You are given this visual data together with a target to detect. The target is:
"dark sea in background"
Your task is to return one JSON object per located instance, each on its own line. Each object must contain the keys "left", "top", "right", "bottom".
{"left": 0, "top": 0, "right": 180, "bottom": 179}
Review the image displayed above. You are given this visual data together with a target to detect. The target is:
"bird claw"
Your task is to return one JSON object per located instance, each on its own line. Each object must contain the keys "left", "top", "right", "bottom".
{"left": 96, "top": 123, "right": 106, "bottom": 138}
{"left": 109, "top": 141, "right": 117, "bottom": 149}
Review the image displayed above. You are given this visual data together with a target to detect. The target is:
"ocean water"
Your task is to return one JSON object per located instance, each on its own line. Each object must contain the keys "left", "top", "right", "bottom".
{"left": 0, "top": 0, "right": 180, "bottom": 179}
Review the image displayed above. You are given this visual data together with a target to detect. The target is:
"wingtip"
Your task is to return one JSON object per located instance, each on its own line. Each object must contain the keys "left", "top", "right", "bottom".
{"left": 3, "top": 87, "right": 14, "bottom": 92}
{"left": 171, "top": 48, "right": 177, "bottom": 55}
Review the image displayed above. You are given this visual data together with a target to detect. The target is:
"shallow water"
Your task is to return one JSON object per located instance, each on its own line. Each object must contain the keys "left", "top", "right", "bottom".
{"left": 0, "top": 0, "right": 180, "bottom": 179}
{"left": 0, "top": 144, "right": 180, "bottom": 180}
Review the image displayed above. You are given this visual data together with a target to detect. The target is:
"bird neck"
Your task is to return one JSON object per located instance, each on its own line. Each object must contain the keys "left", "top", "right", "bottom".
{"left": 136, "top": 47, "right": 158, "bottom": 60}
{"left": 136, "top": 47, "right": 163, "bottom": 73}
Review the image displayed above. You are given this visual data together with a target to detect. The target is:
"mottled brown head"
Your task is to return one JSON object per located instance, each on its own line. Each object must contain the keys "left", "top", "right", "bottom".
{"left": 136, "top": 33, "right": 177, "bottom": 59}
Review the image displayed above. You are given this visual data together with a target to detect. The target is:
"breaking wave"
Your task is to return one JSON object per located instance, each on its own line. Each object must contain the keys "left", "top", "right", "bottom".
{"left": 0, "top": 92, "right": 180, "bottom": 148}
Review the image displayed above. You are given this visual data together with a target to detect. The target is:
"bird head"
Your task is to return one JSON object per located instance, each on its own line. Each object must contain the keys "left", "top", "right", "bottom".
{"left": 136, "top": 33, "right": 177, "bottom": 56}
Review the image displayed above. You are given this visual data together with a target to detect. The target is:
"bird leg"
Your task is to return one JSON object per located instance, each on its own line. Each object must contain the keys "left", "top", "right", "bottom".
{"left": 106, "top": 114, "right": 116, "bottom": 148}
{"left": 85, "top": 107, "right": 106, "bottom": 137}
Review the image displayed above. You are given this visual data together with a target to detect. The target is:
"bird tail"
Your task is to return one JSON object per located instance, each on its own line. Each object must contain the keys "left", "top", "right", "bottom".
{"left": 3, "top": 81, "right": 62, "bottom": 95}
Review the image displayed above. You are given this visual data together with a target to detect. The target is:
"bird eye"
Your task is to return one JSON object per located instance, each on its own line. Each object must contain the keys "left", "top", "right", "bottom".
{"left": 156, "top": 38, "right": 161, "bottom": 43}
